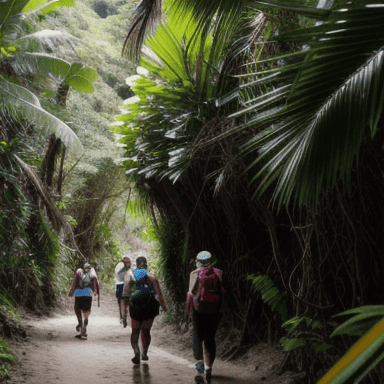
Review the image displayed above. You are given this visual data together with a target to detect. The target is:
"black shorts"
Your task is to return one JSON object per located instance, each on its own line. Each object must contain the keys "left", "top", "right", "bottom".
{"left": 130, "top": 296, "right": 160, "bottom": 322}
{"left": 116, "top": 284, "right": 124, "bottom": 299}
{"left": 75, "top": 296, "right": 92, "bottom": 311}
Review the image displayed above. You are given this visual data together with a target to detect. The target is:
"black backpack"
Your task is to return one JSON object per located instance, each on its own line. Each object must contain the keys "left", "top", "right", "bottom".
{"left": 130, "top": 269, "right": 153, "bottom": 312}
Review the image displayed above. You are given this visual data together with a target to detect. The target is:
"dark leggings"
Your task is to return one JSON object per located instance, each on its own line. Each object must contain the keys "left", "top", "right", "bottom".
{"left": 192, "top": 309, "right": 223, "bottom": 367}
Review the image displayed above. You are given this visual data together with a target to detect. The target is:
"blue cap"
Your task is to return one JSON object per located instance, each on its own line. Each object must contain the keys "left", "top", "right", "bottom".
{"left": 196, "top": 251, "right": 212, "bottom": 265}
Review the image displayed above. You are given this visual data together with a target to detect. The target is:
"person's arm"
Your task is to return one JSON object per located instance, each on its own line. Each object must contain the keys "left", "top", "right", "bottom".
{"left": 148, "top": 273, "right": 167, "bottom": 312}
{"left": 185, "top": 271, "right": 198, "bottom": 319}
{"left": 68, "top": 269, "right": 82, "bottom": 296}
{"left": 94, "top": 276, "right": 100, "bottom": 307}
{"left": 120, "top": 270, "right": 133, "bottom": 327}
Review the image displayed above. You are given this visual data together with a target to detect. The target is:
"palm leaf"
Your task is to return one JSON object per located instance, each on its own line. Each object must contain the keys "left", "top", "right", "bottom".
{"left": 14, "top": 155, "right": 86, "bottom": 259}
{"left": 1, "top": 80, "right": 83, "bottom": 157}
{"left": 22, "top": 0, "right": 74, "bottom": 14}
{"left": 10, "top": 52, "right": 71, "bottom": 78}
{"left": 122, "top": 0, "right": 162, "bottom": 63}
{"left": 233, "top": 0, "right": 384, "bottom": 209}
{"left": 247, "top": 272, "right": 288, "bottom": 320}
{"left": 19, "top": 29, "right": 80, "bottom": 53}
{"left": 331, "top": 306, "right": 384, "bottom": 337}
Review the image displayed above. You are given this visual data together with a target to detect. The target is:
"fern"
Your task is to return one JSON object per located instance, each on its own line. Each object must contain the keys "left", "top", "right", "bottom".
{"left": 246, "top": 272, "right": 288, "bottom": 320}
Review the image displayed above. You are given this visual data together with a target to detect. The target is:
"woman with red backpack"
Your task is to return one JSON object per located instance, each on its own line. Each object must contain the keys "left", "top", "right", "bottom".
{"left": 185, "top": 251, "right": 226, "bottom": 383}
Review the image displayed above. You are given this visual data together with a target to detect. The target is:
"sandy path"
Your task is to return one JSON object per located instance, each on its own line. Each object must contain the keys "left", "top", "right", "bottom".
{"left": 5, "top": 295, "right": 261, "bottom": 384}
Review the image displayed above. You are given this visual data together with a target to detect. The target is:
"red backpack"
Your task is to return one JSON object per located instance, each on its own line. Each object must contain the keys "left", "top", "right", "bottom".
{"left": 193, "top": 266, "right": 225, "bottom": 314}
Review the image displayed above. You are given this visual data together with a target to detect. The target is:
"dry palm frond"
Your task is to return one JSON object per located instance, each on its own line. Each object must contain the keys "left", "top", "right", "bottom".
{"left": 14, "top": 155, "right": 86, "bottom": 261}
{"left": 247, "top": 12, "right": 268, "bottom": 49}
{"left": 122, "top": 0, "right": 162, "bottom": 63}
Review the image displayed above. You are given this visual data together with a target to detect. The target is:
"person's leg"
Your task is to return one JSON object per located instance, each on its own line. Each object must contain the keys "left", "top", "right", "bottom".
{"left": 74, "top": 299, "right": 82, "bottom": 331}
{"left": 118, "top": 298, "right": 123, "bottom": 319}
{"left": 192, "top": 310, "right": 206, "bottom": 374}
{"left": 82, "top": 309, "right": 91, "bottom": 335}
{"left": 131, "top": 318, "right": 142, "bottom": 364}
{"left": 116, "top": 284, "right": 123, "bottom": 321}
{"left": 140, "top": 318, "right": 154, "bottom": 360}
{"left": 81, "top": 297, "right": 92, "bottom": 337}
{"left": 203, "top": 312, "right": 222, "bottom": 383}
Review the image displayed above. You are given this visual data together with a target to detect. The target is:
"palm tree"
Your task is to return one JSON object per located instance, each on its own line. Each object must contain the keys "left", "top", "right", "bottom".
{"left": 121, "top": 1, "right": 384, "bottom": 383}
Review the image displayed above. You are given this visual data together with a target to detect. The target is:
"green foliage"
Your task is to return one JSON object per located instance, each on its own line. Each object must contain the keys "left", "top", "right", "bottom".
{"left": 22, "top": 0, "right": 74, "bottom": 14}
{"left": 232, "top": 0, "right": 384, "bottom": 209}
{"left": 149, "top": 216, "right": 186, "bottom": 323}
{"left": 247, "top": 272, "right": 288, "bottom": 320}
{"left": 331, "top": 305, "right": 384, "bottom": 338}
{"left": 0, "top": 289, "right": 21, "bottom": 323}
{"left": 114, "top": 2, "right": 242, "bottom": 184}
{"left": 0, "top": 339, "right": 15, "bottom": 380}
{"left": 280, "top": 315, "right": 335, "bottom": 353}
{"left": 316, "top": 306, "right": 384, "bottom": 384}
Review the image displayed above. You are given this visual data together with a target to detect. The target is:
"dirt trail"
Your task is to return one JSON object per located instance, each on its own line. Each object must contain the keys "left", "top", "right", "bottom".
{"left": 5, "top": 294, "right": 296, "bottom": 384}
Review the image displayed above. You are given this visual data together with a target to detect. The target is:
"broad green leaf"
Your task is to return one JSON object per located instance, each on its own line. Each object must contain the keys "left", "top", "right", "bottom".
{"left": 0, "top": 0, "right": 30, "bottom": 25}
{"left": 67, "top": 63, "right": 83, "bottom": 78}
{"left": 280, "top": 336, "right": 305, "bottom": 351}
{"left": 36, "top": 0, "right": 74, "bottom": 14}
{"left": 76, "top": 67, "right": 98, "bottom": 82}
{"left": 319, "top": 318, "right": 384, "bottom": 384}
{"left": 22, "top": 0, "right": 47, "bottom": 12}
{"left": 66, "top": 75, "right": 94, "bottom": 93}
{"left": 19, "top": 52, "right": 71, "bottom": 78}
{"left": 331, "top": 313, "right": 384, "bottom": 338}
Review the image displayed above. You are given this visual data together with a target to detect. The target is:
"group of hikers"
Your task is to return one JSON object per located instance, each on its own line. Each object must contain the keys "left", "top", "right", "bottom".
{"left": 68, "top": 251, "right": 226, "bottom": 384}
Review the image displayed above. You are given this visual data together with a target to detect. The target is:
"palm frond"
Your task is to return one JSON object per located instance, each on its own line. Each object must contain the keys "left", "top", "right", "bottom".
{"left": 9, "top": 52, "right": 71, "bottom": 78}
{"left": 234, "top": 1, "right": 384, "bottom": 209}
{"left": 14, "top": 155, "right": 85, "bottom": 259}
{"left": 19, "top": 29, "right": 80, "bottom": 54}
{"left": 1, "top": 80, "right": 83, "bottom": 157}
{"left": 247, "top": 272, "right": 288, "bottom": 320}
{"left": 122, "top": 0, "right": 162, "bottom": 63}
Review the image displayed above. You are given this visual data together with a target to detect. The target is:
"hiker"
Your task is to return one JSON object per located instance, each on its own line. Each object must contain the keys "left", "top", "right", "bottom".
{"left": 121, "top": 256, "right": 167, "bottom": 364}
{"left": 185, "top": 251, "right": 226, "bottom": 383}
{"left": 115, "top": 256, "right": 131, "bottom": 324}
{"left": 68, "top": 262, "right": 100, "bottom": 339}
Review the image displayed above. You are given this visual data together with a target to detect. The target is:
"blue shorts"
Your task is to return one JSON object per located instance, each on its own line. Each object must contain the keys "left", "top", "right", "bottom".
{"left": 116, "top": 284, "right": 124, "bottom": 299}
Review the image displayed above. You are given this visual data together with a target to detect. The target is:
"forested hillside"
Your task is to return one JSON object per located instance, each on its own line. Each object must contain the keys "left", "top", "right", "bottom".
{"left": 0, "top": 0, "right": 152, "bottom": 378}
{"left": 2, "top": 0, "right": 384, "bottom": 383}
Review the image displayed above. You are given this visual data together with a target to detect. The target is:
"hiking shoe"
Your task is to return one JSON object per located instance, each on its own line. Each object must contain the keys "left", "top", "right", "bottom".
{"left": 131, "top": 355, "right": 140, "bottom": 364}
{"left": 195, "top": 360, "right": 205, "bottom": 374}
{"left": 141, "top": 354, "right": 148, "bottom": 361}
{"left": 205, "top": 368, "right": 212, "bottom": 383}
{"left": 194, "top": 375, "right": 205, "bottom": 384}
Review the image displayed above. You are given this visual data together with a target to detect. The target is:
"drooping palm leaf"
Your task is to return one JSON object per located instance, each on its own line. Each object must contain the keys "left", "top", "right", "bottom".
{"left": 19, "top": 29, "right": 80, "bottom": 53}
{"left": 10, "top": 52, "right": 71, "bottom": 78}
{"left": 122, "top": 0, "right": 162, "bottom": 63}
{"left": 14, "top": 155, "right": 85, "bottom": 259}
{"left": 1, "top": 80, "right": 83, "bottom": 157}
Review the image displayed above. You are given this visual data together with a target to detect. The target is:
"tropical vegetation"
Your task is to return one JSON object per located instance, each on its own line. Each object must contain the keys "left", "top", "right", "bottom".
{"left": 3, "top": 0, "right": 384, "bottom": 382}
{"left": 116, "top": 0, "right": 384, "bottom": 382}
